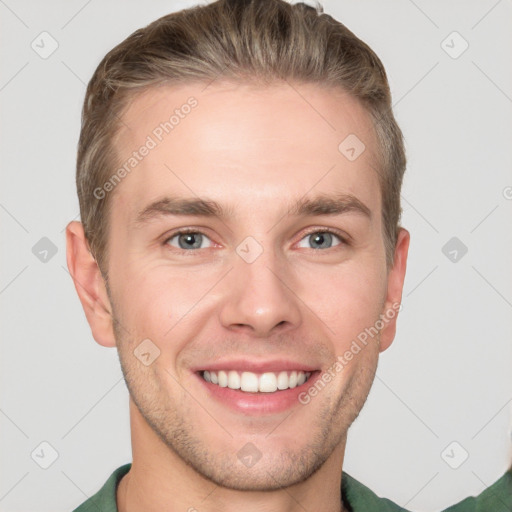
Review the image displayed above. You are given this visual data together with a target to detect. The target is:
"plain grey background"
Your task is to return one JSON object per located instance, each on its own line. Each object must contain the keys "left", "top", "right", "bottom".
{"left": 1, "top": 1, "right": 511, "bottom": 511}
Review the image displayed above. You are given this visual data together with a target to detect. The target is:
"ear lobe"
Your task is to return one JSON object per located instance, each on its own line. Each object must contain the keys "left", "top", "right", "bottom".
{"left": 379, "top": 228, "right": 410, "bottom": 353}
{"left": 65, "top": 221, "right": 116, "bottom": 348}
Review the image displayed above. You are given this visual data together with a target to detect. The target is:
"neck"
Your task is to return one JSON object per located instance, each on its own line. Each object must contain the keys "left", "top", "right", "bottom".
{"left": 117, "top": 399, "right": 348, "bottom": 512}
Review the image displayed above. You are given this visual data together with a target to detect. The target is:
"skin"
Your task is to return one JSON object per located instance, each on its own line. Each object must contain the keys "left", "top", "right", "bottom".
{"left": 66, "top": 80, "right": 409, "bottom": 512}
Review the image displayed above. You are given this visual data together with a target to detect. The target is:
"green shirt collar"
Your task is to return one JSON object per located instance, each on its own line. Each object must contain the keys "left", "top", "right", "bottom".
{"left": 73, "top": 463, "right": 512, "bottom": 512}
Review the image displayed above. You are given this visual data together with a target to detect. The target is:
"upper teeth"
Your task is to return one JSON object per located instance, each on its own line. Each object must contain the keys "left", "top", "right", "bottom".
{"left": 202, "top": 370, "right": 312, "bottom": 393}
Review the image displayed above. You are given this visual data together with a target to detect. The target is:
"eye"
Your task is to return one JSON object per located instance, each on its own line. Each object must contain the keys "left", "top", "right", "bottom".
{"left": 165, "top": 230, "right": 213, "bottom": 250}
{"left": 297, "top": 230, "right": 344, "bottom": 250}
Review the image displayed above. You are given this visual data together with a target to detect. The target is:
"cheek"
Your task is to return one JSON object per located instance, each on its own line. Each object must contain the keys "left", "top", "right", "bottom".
{"left": 300, "top": 262, "right": 386, "bottom": 345}
{"left": 111, "top": 264, "right": 215, "bottom": 341}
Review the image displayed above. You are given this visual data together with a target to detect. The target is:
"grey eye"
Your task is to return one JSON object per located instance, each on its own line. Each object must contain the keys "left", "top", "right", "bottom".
{"left": 297, "top": 232, "right": 342, "bottom": 250}
{"left": 167, "top": 232, "right": 212, "bottom": 250}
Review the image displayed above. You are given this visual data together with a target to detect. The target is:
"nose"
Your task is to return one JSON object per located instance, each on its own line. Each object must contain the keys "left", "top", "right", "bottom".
{"left": 218, "top": 245, "right": 302, "bottom": 338}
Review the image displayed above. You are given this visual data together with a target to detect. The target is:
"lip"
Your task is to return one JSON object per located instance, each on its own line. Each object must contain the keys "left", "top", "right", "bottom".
{"left": 193, "top": 368, "right": 321, "bottom": 415}
{"left": 190, "top": 358, "right": 319, "bottom": 374}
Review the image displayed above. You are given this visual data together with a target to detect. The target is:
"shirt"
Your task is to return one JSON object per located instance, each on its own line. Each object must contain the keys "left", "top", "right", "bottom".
{"left": 73, "top": 463, "right": 512, "bottom": 512}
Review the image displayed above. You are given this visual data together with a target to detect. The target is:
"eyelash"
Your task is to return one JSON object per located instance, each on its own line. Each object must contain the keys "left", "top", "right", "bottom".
{"left": 162, "top": 227, "right": 350, "bottom": 254}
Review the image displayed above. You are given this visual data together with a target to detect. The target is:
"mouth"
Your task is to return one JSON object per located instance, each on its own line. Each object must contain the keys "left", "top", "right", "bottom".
{"left": 194, "top": 366, "right": 321, "bottom": 415}
{"left": 200, "top": 369, "right": 313, "bottom": 393}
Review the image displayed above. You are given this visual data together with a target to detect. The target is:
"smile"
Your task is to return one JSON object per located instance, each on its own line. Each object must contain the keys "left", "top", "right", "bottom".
{"left": 201, "top": 370, "right": 312, "bottom": 393}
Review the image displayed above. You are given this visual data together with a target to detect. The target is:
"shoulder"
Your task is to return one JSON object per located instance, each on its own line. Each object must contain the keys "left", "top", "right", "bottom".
{"left": 72, "top": 463, "right": 132, "bottom": 512}
{"left": 442, "top": 469, "right": 512, "bottom": 512}
{"left": 342, "top": 471, "right": 412, "bottom": 511}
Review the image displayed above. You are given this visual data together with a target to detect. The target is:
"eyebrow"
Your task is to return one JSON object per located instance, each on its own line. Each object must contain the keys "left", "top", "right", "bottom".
{"left": 133, "top": 192, "right": 371, "bottom": 227}
{"left": 290, "top": 193, "right": 371, "bottom": 218}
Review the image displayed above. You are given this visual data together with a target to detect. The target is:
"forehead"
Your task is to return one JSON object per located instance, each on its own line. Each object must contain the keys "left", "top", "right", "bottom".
{"left": 112, "top": 80, "right": 381, "bottom": 220}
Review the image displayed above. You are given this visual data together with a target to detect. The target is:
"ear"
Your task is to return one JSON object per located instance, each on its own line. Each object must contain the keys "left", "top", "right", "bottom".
{"left": 65, "top": 221, "right": 116, "bottom": 347}
{"left": 379, "top": 228, "right": 410, "bottom": 352}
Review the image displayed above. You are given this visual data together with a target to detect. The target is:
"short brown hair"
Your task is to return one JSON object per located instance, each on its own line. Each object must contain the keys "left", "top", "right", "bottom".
{"left": 77, "top": 0, "right": 406, "bottom": 275}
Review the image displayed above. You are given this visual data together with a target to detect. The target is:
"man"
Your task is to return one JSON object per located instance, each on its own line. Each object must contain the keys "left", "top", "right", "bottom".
{"left": 66, "top": 0, "right": 511, "bottom": 510}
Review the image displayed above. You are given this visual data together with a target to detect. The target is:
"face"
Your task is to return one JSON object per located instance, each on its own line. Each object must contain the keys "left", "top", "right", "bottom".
{"left": 72, "top": 80, "right": 408, "bottom": 491}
